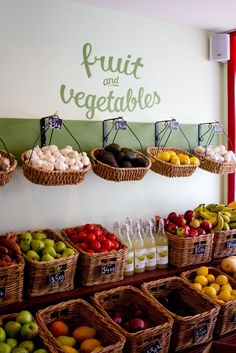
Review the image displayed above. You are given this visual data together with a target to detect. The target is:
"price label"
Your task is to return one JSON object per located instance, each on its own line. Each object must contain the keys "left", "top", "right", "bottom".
{"left": 193, "top": 324, "right": 208, "bottom": 340}
{"left": 48, "top": 115, "right": 62, "bottom": 129}
{"left": 100, "top": 263, "right": 116, "bottom": 276}
{"left": 0, "top": 287, "right": 6, "bottom": 299}
{"left": 114, "top": 120, "right": 127, "bottom": 130}
{"left": 49, "top": 270, "right": 65, "bottom": 286}
{"left": 227, "top": 239, "right": 236, "bottom": 249}
{"left": 214, "top": 123, "right": 223, "bottom": 134}
{"left": 194, "top": 244, "right": 206, "bottom": 254}
{"left": 169, "top": 120, "right": 179, "bottom": 131}
{"left": 143, "top": 341, "right": 161, "bottom": 353}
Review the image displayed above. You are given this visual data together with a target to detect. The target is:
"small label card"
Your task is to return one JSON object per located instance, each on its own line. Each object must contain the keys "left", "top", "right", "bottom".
{"left": 194, "top": 244, "right": 206, "bottom": 255}
{"left": 0, "top": 287, "right": 6, "bottom": 299}
{"left": 143, "top": 340, "right": 161, "bottom": 353}
{"left": 214, "top": 123, "right": 223, "bottom": 134}
{"left": 49, "top": 270, "right": 65, "bottom": 286}
{"left": 100, "top": 263, "right": 116, "bottom": 276}
{"left": 193, "top": 324, "right": 208, "bottom": 340}
{"left": 48, "top": 115, "right": 62, "bottom": 129}
{"left": 169, "top": 120, "right": 179, "bottom": 130}
{"left": 114, "top": 120, "right": 127, "bottom": 130}
{"left": 227, "top": 239, "right": 236, "bottom": 249}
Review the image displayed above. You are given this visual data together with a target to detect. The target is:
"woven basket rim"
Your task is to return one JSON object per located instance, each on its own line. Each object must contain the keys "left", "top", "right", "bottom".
{"left": 0, "top": 149, "right": 17, "bottom": 173}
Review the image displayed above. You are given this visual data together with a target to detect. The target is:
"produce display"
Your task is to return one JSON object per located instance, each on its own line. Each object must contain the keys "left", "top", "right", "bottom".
{"left": 220, "top": 256, "right": 236, "bottom": 280}
{"left": 153, "top": 150, "right": 199, "bottom": 166}
{"left": 18, "top": 230, "right": 75, "bottom": 261}
{"left": 0, "top": 311, "right": 47, "bottom": 353}
{"left": 195, "top": 145, "right": 236, "bottom": 164}
{"left": 23, "top": 145, "right": 90, "bottom": 172}
{"left": 95, "top": 143, "right": 149, "bottom": 168}
{"left": 0, "top": 232, "right": 21, "bottom": 267}
{"left": 0, "top": 153, "right": 11, "bottom": 172}
{"left": 64, "top": 224, "right": 120, "bottom": 254}
{"left": 48, "top": 320, "right": 104, "bottom": 353}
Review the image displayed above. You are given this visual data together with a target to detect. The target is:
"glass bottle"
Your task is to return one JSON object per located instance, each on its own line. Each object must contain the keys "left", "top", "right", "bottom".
{"left": 121, "top": 224, "right": 134, "bottom": 277}
{"left": 133, "top": 221, "right": 146, "bottom": 273}
{"left": 156, "top": 218, "right": 168, "bottom": 269}
{"left": 113, "top": 221, "right": 121, "bottom": 240}
{"left": 143, "top": 220, "right": 157, "bottom": 271}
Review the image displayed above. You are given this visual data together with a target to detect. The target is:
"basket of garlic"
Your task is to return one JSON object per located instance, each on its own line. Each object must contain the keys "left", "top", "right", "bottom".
{"left": 0, "top": 149, "right": 17, "bottom": 186}
{"left": 194, "top": 145, "right": 236, "bottom": 174}
{"left": 21, "top": 145, "right": 91, "bottom": 186}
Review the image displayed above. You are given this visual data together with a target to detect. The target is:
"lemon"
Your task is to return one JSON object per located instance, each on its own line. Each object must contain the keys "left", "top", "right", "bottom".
{"left": 216, "top": 275, "right": 228, "bottom": 286}
{"left": 170, "top": 156, "right": 180, "bottom": 165}
{"left": 215, "top": 299, "right": 225, "bottom": 305}
{"left": 189, "top": 156, "right": 199, "bottom": 165}
{"left": 221, "top": 284, "right": 232, "bottom": 293}
{"left": 218, "top": 289, "right": 231, "bottom": 302}
{"left": 207, "top": 274, "right": 215, "bottom": 284}
{"left": 204, "top": 286, "right": 217, "bottom": 297}
{"left": 179, "top": 154, "right": 190, "bottom": 165}
{"left": 159, "top": 151, "right": 171, "bottom": 162}
{"left": 169, "top": 151, "right": 177, "bottom": 157}
{"left": 193, "top": 283, "right": 203, "bottom": 291}
{"left": 194, "top": 275, "right": 208, "bottom": 287}
{"left": 210, "top": 283, "right": 220, "bottom": 294}
{"left": 230, "top": 295, "right": 236, "bottom": 301}
{"left": 232, "top": 289, "right": 236, "bottom": 296}
{"left": 197, "top": 266, "right": 209, "bottom": 276}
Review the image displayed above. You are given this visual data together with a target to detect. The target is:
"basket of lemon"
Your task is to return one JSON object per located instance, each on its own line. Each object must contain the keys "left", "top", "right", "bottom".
{"left": 146, "top": 147, "right": 200, "bottom": 178}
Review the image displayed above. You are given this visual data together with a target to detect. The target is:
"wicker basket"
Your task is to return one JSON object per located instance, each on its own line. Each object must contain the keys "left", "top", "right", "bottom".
{"left": 90, "top": 148, "right": 151, "bottom": 182}
{"left": 21, "top": 151, "right": 91, "bottom": 186}
{"left": 212, "top": 230, "right": 236, "bottom": 259}
{"left": 142, "top": 276, "right": 220, "bottom": 352}
{"left": 194, "top": 150, "right": 236, "bottom": 174}
{"left": 0, "top": 254, "right": 24, "bottom": 307}
{"left": 146, "top": 147, "right": 199, "bottom": 177}
{"left": 35, "top": 298, "right": 125, "bottom": 353}
{"left": 0, "top": 149, "right": 17, "bottom": 186}
{"left": 181, "top": 266, "right": 236, "bottom": 337}
{"left": 16, "top": 228, "right": 79, "bottom": 297}
{"left": 91, "top": 285, "right": 173, "bottom": 353}
{"left": 61, "top": 226, "right": 127, "bottom": 286}
{"left": 167, "top": 231, "right": 214, "bottom": 268}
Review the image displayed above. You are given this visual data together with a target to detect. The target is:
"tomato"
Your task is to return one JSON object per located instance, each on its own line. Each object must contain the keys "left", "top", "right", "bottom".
{"left": 90, "top": 240, "right": 101, "bottom": 252}
{"left": 111, "top": 240, "right": 120, "bottom": 250}
{"left": 76, "top": 231, "right": 88, "bottom": 242}
{"left": 101, "top": 229, "right": 108, "bottom": 236}
{"left": 79, "top": 242, "right": 89, "bottom": 251}
{"left": 97, "top": 235, "right": 106, "bottom": 242}
{"left": 86, "top": 249, "right": 95, "bottom": 254}
{"left": 92, "top": 227, "right": 102, "bottom": 237}
{"left": 65, "top": 228, "right": 75, "bottom": 236}
{"left": 107, "top": 233, "right": 117, "bottom": 241}
{"left": 70, "top": 233, "right": 81, "bottom": 243}
{"left": 85, "top": 224, "right": 95, "bottom": 232}
{"left": 98, "top": 248, "right": 108, "bottom": 253}
{"left": 84, "top": 233, "right": 96, "bottom": 243}
{"left": 101, "top": 239, "right": 112, "bottom": 251}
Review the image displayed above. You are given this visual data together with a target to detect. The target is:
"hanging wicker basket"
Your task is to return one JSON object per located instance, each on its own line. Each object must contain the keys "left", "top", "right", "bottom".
{"left": 0, "top": 149, "right": 17, "bottom": 186}
{"left": 194, "top": 150, "right": 236, "bottom": 174}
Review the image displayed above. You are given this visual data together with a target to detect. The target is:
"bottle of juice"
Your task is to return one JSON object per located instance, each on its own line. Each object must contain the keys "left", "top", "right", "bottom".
{"left": 156, "top": 218, "right": 168, "bottom": 269}
{"left": 113, "top": 221, "right": 121, "bottom": 240}
{"left": 133, "top": 221, "right": 146, "bottom": 273}
{"left": 121, "top": 224, "right": 134, "bottom": 277}
{"left": 143, "top": 220, "right": 156, "bottom": 271}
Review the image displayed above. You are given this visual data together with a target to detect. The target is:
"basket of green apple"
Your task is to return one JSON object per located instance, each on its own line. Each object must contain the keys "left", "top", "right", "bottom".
{"left": 0, "top": 310, "right": 51, "bottom": 353}
{"left": 16, "top": 229, "right": 79, "bottom": 297}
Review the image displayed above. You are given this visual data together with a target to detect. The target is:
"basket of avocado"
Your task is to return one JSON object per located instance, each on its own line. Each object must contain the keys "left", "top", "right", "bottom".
{"left": 90, "top": 143, "right": 151, "bottom": 182}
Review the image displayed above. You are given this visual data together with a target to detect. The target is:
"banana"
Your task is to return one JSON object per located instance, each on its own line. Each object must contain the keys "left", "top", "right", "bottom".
{"left": 221, "top": 213, "right": 231, "bottom": 223}
{"left": 222, "top": 207, "right": 235, "bottom": 213}
{"left": 223, "top": 222, "right": 230, "bottom": 231}
{"left": 205, "top": 203, "right": 218, "bottom": 211}
{"left": 194, "top": 204, "right": 205, "bottom": 213}
{"left": 221, "top": 211, "right": 232, "bottom": 218}
{"left": 229, "top": 222, "right": 236, "bottom": 229}
{"left": 212, "top": 212, "right": 225, "bottom": 232}
{"left": 199, "top": 210, "right": 217, "bottom": 221}
{"left": 230, "top": 216, "right": 236, "bottom": 222}
{"left": 211, "top": 204, "right": 226, "bottom": 212}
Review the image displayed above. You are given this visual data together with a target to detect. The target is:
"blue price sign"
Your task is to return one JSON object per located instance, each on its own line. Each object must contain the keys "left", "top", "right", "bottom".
{"left": 48, "top": 116, "right": 62, "bottom": 129}
{"left": 49, "top": 270, "right": 65, "bottom": 286}
{"left": 194, "top": 244, "right": 206, "bottom": 255}
{"left": 227, "top": 239, "right": 236, "bottom": 249}
{"left": 193, "top": 324, "right": 208, "bottom": 340}
{"left": 169, "top": 120, "right": 179, "bottom": 131}
{"left": 143, "top": 341, "right": 161, "bottom": 353}
{"left": 101, "top": 263, "right": 116, "bottom": 276}
{"left": 114, "top": 120, "right": 127, "bottom": 130}
{"left": 0, "top": 287, "right": 6, "bottom": 299}
{"left": 214, "top": 123, "right": 223, "bottom": 134}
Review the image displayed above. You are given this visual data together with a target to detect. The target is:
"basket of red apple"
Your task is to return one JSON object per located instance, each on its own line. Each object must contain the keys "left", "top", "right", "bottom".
{"left": 62, "top": 224, "right": 127, "bottom": 286}
{"left": 91, "top": 285, "right": 173, "bottom": 353}
{"left": 35, "top": 298, "right": 125, "bottom": 353}
{"left": 0, "top": 310, "right": 51, "bottom": 353}
{"left": 15, "top": 228, "right": 79, "bottom": 297}
{"left": 161, "top": 208, "right": 214, "bottom": 267}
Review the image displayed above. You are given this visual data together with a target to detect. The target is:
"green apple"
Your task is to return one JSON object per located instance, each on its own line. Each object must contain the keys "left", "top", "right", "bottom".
{"left": 54, "top": 241, "right": 66, "bottom": 253}
{"left": 4, "top": 321, "right": 21, "bottom": 338}
{"left": 19, "top": 341, "right": 35, "bottom": 353}
{"left": 20, "top": 232, "right": 32, "bottom": 242}
{"left": 5, "top": 338, "right": 18, "bottom": 350}
{"left": 41, "top": 253, "right": 54, "bottom": 262}
{"left": 32, "top": 232, "right": 47, "bottom": 240}
{"left": 42, "top": 239, "right": 54, "bottom": 247}
{"left": 33, "top": 350, "right": 48, "bottom": 353}
{"left": 16, "top": 311, "right": 32, "bottom": 325}
{"left": 12, "top": 348, "right": 28, "bottom": 353}
{"left": 0, "top": 328, "right": 6, "bottom": 344}
{"left": 20, "top": 322, "right": 39, "bottom": 340}
{"left": 0, "top": 343, "right": 11, "bottom": 353}
{"left": 62, "top": 248, "right": 75, "bottom": 257}
{"left": 26, "top": 250, "right": 40, "bottom": 262}
{"left": 31, "top": 240, "right": 45, "bottom": 253}
{"left": 20, "top": 241, "right": 31, "bottom": 253}
{"left": 43, "top": 246, "right": 56, "bottom": 258}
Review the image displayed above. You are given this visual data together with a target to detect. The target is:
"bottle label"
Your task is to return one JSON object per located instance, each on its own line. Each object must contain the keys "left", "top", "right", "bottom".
{"left": 146, "top": 247, "right": 157, "bottom": 268}
{"left": 156, "top": 246, "right": 168, "bottom": 265}
{"left": 134, "top": 249, "right": 146, "bottom": 270}
{"left": 124, "top": 251, "right": 134, "bottom": 273}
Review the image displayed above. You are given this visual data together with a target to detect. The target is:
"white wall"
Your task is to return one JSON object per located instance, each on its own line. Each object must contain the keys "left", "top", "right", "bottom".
{"left": 0, "top": 0, "right": 222, "bottom": 232}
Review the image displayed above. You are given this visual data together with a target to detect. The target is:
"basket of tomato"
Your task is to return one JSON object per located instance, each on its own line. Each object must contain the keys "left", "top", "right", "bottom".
{"left": 62, "top": 224, "right": 127, "bottom": 286}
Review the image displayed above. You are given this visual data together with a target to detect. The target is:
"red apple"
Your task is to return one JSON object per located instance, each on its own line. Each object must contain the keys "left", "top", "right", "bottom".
{"left": 177, "top": 225, "right": 190, "bottom": 237}
{"left": 167, "top": 212, "right": 177, "bottom": 222}
{"left": 189, "top": 219, "right": 201, "bottom": 229}
{"left": 166, "top": 222, "right": 178, "bottom": 235}
{"left": 184, "top": 210, "right": 196, "bottom": 223}
{"left": 196, "top": 227, "right": 206, "bottom": 235}
{"left": 163, "top": 218, "right": 169, "bottom": 228}
{"left": 200, "top": 220, "right": 212, "bottom": 233}
{"left": 189, "top": 228, "right": 198, "bottom": 237}
{"left": 175, "top": 215, "right": 187, "bottom": 226}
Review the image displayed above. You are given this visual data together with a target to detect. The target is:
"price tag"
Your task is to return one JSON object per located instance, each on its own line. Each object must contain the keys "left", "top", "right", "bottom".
{"left": 227, "top": 239, "right": 236, "bottom": 249}
{"left": 168, "top": 120, "right": 179, "bottom": 131}
{"left": 194, "top": 244, "right": 206, "bottom": 254}
{"left": 48, "top": 115, "right": 62, "bottom": 129}
{"left": 0, "top": 287, "right": 6, "bottom": 299}
{"left": 114, "top": 120, "right": 127, "bottom": 130}
{"left": 193, "top": 324, "right": 208, "bottom": 340}
{"left": 100, "top": 263, "right": 116, "bottom": 276}
{"left": 49, "top": 270, "right": 65, "bottom": 286}
{"left": 214, "top": 123, "right": 223, "bottom": 134}
{"left": 143, "top": 341, "right": 161, "bottom": 353}
{"left": 232, "top": 312, "right": 236, "bottom": 323}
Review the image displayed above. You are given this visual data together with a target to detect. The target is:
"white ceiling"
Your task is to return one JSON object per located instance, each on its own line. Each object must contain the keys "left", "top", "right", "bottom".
{"left": 69, "top": 0, "right": 236, "bottom": 33}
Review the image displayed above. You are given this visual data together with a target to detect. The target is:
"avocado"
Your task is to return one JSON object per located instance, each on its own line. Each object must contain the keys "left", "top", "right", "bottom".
{"left": 104, "top": 143, "right": 121, "bottom": 154}
{"left": 132, "top": 156, "right": 150, "bottom": 168}
{"left": 99, "top": 152, "right": 118, "bottom": 168}
{"left": 125, "top": 150, "right": 138, "bottom": 160}
{"left": 115, "top": 151, "right": 126, "bottom": 163}
{"left": 119, "top": 160, "right": 133, "bottom": 168}
{"left": 121, "top": 147, "right": 133, "bottom": 154}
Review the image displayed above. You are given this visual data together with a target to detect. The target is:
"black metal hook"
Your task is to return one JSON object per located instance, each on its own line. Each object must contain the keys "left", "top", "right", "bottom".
{"left": 198, "top": 121, "right": 234, "bottom": 150}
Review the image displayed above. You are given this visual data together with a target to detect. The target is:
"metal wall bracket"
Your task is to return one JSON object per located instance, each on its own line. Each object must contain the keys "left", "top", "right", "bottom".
{"left": 102, "top": 117, "right": 126, "bottom": 147}
{"left": 198, "top": 121, "right": 222, "bottom": 146}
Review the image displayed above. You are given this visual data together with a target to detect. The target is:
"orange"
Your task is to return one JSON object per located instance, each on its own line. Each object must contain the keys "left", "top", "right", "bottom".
{"left": 72, "top": 326, "right": 96, "bottom": 343}
{"left": 80, "top": 339, "right": 101, "bottom": 353}
{"left": 49, "top": 320, "right": 70, "bottom": 338}
{"left": 194, "top": 275, "right": 208, "bottom": 287}
{"left": 62, "top": 346, "right": 78, "bottom": 353}
{"left": 216, "top": 275, "right": 228, "bottom": 286}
